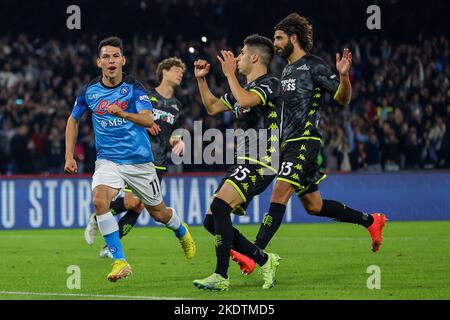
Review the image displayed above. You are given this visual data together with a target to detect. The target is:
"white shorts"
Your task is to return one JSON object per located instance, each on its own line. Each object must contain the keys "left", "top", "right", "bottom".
{"left": 92, "top": 159, "right": 162, "bottom": 206}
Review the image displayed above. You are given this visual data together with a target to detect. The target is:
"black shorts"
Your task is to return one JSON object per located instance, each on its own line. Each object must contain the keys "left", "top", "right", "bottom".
{"left": 215, "top": 162, "right": 277, "bottom": 215}
{"left": 277, "top": 137, "right": 326, "bottom": 196}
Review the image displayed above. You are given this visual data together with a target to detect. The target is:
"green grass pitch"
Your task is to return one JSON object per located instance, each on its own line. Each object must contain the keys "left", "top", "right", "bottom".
{"left": 1, "top": 221, "right": 449, "bottom": 300}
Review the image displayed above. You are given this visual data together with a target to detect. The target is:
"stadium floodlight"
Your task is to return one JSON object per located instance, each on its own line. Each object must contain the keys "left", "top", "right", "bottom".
{"left": 201, "top": 36, "right": 207, "bottom": 43}
{"left": 189, "top": 47, "right": 195, "bottom": 53}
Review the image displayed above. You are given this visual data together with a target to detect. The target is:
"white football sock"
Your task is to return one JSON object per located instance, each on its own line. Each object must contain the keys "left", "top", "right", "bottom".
{"left": 96, "top": 212, "right": 119, "bottom": 236}
{"left": 165, "top": 207, "right": 182, "bottom": 231}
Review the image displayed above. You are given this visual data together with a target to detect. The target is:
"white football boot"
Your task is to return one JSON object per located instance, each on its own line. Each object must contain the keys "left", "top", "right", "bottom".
{"left": 84, "top": 213, "right": 98, "bottom": 245}
{"left": 99, "top": 245, "right": 113, "bottom": 259}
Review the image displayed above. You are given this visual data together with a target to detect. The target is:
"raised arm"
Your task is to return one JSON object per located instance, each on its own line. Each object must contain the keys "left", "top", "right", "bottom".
{"left": 218, "top": 50, "right": 261, "bottom": 109}
{"left": 335, "top": 48, "right": 353, "bottom": 106}
{"left": 194, "top": 59, "right": 229, "bottom": 115}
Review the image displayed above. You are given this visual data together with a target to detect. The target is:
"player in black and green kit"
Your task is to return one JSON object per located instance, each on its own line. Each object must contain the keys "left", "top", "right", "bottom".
{"left": 192, "top": 35, "right": 283, "bottom": 291}
{"left": 147, "top": 83, "right": 184, "bottom": 181}
{"left": 84, "top": 58, "right": 188, "bottom": 258}
{"left": 233, "top": 13, "right": 387, "bottom": 275}
{"left": 144, "top": 58, "right": 186, "bottom": 182}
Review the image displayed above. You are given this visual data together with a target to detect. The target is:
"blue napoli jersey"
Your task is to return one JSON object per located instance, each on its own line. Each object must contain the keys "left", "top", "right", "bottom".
{"left": 71, "top": 74, "right": 154, "bottom": 165}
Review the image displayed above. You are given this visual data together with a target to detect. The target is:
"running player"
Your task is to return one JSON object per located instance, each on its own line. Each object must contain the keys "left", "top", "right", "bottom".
{"left": 232, "top": 13, "right": 387, "bottom": 275}
{"left": 65, "top": 37, "right": 195, "bottom": 282}
{"left": 192, "top": 35, "right": 282, "bottom": 291}
{"left": 84, "top": 58, "right": 187, "bottom": 259}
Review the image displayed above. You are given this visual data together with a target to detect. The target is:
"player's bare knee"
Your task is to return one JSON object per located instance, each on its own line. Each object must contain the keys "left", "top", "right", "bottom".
{"left": 135, "top": 202, "right": 145, "bottom": 213}
{"left": 270, "top": 183, "right": 294, "bottom": 204}
{"left": 93, "top": 197, "right": 109, "bottom": 214}
{"left": 124, "top": 196, "right": 141, "bottom": 211}
{"left": 304, "top": 203, "right": 322, "bottom": 216}
{"left": 301, "top": 192, "right": 323, "bottom": 216}
{"left": 216, "top": 183, "right": 241, "bottom": 209}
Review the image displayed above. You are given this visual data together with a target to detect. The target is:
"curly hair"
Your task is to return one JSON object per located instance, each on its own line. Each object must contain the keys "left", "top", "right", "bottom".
{"left": 275, "top": 13, "right": 314, "bottom": 52}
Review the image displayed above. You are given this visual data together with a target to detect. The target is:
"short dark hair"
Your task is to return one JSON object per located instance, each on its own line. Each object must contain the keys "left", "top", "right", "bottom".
{"left": 275, "top": 13, "right": 313, "bottom": 52}
{"left": 156, "top": 57, "right": 186, "bottom": 82}
{"left": 243, "top": 34, "right": 275, "bottom": 67}
{"left": 98, "top": 36, "right": 123, "bottom": 57}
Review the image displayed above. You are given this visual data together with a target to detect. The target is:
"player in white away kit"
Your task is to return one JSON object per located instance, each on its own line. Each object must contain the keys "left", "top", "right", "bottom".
{"left": 64, "top": 37, "right": 196, "bottom": 282}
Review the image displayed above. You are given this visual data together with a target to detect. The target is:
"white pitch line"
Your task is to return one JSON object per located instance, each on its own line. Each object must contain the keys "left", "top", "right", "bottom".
{"left": 0, "top": 291, "right": 191, "bottom": 300}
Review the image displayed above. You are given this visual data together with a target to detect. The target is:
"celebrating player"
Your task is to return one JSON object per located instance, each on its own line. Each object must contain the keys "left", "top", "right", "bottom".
{"left": 232, "top": 13, "right": 388, "bottom": 275}
{"left": 192, "top": 35, "right": 283, "bottom": 291}
{"left": 65, "top": 37, "right": 195, "bottom": 282}
{"left": 84, "top": 58, "right": 189, "bottom": 259}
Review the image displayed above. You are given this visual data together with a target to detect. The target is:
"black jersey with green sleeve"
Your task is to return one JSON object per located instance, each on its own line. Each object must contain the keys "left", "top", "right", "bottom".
{"left": 219, "top": 74, "right": 282, "bottom": 169}
{"left": 280, "top": 53, "right": 341, "bottom": 143}
{"left": 148, "top": 88, "right": 183, "bottom": 167}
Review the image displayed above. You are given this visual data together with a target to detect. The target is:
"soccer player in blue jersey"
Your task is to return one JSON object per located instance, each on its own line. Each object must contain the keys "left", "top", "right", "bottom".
{"left": 84, "top": 58, "right": 187, "bottom": 259}
{"left": 64, "top": 37, "right": 196, "bottom": 282}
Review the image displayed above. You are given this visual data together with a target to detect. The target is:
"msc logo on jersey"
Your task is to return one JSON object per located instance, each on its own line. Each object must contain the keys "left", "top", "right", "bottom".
{"left": 282, "top": 79, "right": 296, "bottom": 92}
{"left": 100, "top": 118, "right": 129, "bottom": 128}
{"left": 120, "top": 87, "right": 129, "bottom": 95}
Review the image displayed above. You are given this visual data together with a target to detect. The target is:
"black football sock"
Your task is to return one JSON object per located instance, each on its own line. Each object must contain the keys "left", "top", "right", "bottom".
{"left": 110, "top": 197, "right": 126, "bottom": 215}
{"left": 203, "top": 214, "right": 215, "bottom": 235}
{"left": 232, "top": 227, "right": 268, "bottom": 266}
{"left": 318, "top": 200, "right": 374, "bottom": 228}
{"left": 204, "top": 214, "right": 268, "bottom": 266}
{"left": 255, "top": 203, "right": 286, "bottom": 250}
{"left": 118, "top": 210, "right": 140, "bottom": 238}
{"left": 210, "top": 198, "right": 233, "bottom": 279}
